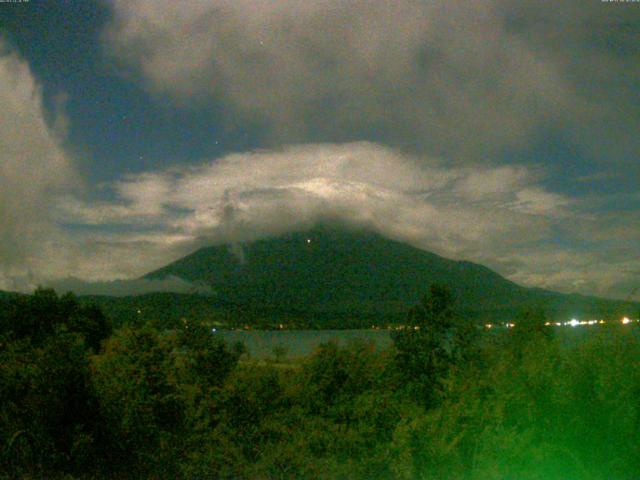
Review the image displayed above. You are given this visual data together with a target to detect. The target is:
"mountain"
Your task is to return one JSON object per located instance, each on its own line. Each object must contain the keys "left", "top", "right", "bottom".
{"left": 144, "top": 225, "right": 637, "bottom": 325}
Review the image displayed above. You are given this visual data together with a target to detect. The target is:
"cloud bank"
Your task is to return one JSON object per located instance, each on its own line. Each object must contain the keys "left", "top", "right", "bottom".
{"left": 61, "top": 143, "right": 558, "bottom": 252}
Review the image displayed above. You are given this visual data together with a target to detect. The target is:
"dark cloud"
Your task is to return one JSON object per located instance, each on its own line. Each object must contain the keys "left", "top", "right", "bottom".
{"left": 104, "top": 0, "right": 640, "bottom": 168}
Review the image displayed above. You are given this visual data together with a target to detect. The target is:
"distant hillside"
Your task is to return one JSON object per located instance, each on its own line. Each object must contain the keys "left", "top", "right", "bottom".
{"left": 144, "top": 225, "right": 638, "bottom": 324}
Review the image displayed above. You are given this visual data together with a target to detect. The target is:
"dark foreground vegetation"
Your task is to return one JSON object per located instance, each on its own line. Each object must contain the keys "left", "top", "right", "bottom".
{"left": 1, "top": 287, "right": 640, "bottom": 479}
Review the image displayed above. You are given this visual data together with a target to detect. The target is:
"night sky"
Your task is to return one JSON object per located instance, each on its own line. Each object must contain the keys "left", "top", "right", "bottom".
{"left": 0, "top": 0, "right": 638, "bottom": 300}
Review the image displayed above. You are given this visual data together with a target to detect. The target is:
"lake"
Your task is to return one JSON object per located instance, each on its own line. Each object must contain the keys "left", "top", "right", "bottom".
{"left": 216, "top": 329, "right": 393, "bottom": 358}
{"left": 216, "top": 323, "right": 638, "bottom": 358}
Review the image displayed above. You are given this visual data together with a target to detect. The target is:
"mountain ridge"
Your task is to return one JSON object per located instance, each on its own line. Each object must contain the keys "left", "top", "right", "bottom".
{"left": 144, "top": 225, "right": 637, "bottom": 323}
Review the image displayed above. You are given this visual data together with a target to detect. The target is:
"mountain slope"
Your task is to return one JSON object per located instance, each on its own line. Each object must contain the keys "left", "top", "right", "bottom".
{"left": 145, "top": 225, "right": 636, "bottom": 322}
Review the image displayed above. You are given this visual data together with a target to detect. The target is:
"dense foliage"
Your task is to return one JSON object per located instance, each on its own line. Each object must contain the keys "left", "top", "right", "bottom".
{"left": 1, "top": 287, "right": 640, "bottom": 479}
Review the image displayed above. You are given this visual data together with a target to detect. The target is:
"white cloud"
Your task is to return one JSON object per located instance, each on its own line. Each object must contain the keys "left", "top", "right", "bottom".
{"left": 504, "top": 248, "right": 640, "bottom": 302}
{"left": 65, "top": 143, "right": 554, "bottom": 249}
{"left": 453, "top": 166, "right": 531, "bottom": 201}
{"left": 508, "top": 188, "right": 570, "bottom": 217}
{"left": 60, "top": 142, "right": 585, "bottom": 285}
{"left": 0, "top": 42, "right": 79, "bottom": 289}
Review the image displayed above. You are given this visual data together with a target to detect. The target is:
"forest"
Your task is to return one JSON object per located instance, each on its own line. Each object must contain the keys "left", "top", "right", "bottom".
{"left": 1, "top": 287, "right": 640, "bottom": 479}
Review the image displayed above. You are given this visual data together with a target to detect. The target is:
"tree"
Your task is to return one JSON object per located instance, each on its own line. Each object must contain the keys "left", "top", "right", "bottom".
{"left": 0, "top": 288, "right": 111, "bottom": 351}
{"left": 67, "top": 302, "right": 111, "bottom": 352}
{"left": 0, "top": 330, "right": 104, "bottom": 477}
{"left": 392, "top": 284, "right": 463, "bottom": 408}
{"left": 90, "top": 324, "right": 186, "bottom": 476}
{"left": 91, "top": 322, "right": 243, "bottom": 476}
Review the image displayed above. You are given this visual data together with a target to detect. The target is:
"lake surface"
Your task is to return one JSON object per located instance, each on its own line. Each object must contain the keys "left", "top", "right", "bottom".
{"left": 217, "top": 324, "right": 638, "bottom": 358}
{"left": 217, "top": 329, "right": 393, "bottom": 358}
